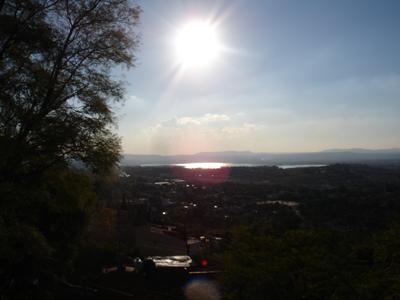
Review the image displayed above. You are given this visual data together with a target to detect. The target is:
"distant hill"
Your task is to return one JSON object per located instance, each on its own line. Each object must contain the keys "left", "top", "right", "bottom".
{"left": 122, "top": 149, "right": 400, "bottom": 166}
{"left": 322, "top": 148, "right": 400, "bottom": 154}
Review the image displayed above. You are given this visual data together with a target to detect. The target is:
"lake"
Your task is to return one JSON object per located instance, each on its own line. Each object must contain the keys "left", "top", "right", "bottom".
{"left": 141, "top": 162, "right": 327, "bottom": 169}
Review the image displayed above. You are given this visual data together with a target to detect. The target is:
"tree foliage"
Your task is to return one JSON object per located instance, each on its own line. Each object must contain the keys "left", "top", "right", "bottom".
{"left": 0, "top": 0, "right": 140, "bottom": 298}
{"left": 219, "top": 224, "right": 400, "bottom": 300}
{"left": 0, "top": 0, "right": 140, "bottom": 180}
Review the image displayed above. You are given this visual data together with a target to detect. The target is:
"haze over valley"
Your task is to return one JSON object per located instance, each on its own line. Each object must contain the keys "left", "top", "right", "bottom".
{"left": 122, "top": 148, "right": 400, "bottom": 166}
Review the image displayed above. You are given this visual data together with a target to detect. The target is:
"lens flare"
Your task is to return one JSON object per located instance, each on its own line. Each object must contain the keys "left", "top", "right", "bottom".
{"left": 184, "top": 279, "right": 220, "bottom": 300}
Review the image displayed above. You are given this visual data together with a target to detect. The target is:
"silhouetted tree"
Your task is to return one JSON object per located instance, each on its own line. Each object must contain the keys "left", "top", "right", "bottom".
{"left": 0, "top": 0, "right": 140, "bottom": 298}
{"left": 0, "top": 0, "right": 140, "bottom": 180}
{"left": 218, "top": 223, "right": 400, "bottom": 300}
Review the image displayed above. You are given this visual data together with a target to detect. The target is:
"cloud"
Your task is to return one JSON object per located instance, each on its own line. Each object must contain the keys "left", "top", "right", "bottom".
{"left": 143, "top": 113, "right": 251, "bottom": 136}
{"left": 176, "top": 113, "right": 230, "bottom": 126}
{"left": 141, "top": 113, "right": 232, "bottom": 133}
{"left": 131, "top": 113, "right": 263, "bottom": 154}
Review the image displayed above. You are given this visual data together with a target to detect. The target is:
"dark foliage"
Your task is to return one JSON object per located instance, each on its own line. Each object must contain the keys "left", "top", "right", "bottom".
{"left": 218, "top": 224, "right": 400, "bottom": 300}
{"left": 0, "top": 0, "right": 140, "bottom": 298}
{"left": 0, "top": 0, "right": 140, "bottom": 179}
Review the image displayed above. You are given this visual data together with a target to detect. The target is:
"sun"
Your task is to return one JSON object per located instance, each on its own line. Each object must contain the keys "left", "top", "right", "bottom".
{"left": 174, "top": 20, "right": 220, "bottom": 68}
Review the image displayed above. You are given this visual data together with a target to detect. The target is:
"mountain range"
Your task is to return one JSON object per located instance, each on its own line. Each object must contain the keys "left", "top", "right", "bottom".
{"left": 122, "top": 149, "right": 400, "bottom": 166}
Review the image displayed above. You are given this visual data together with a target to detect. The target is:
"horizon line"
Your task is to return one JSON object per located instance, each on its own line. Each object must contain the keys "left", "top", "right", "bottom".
{"left": 123, "top": 147, "right": 400, "bottom": 156}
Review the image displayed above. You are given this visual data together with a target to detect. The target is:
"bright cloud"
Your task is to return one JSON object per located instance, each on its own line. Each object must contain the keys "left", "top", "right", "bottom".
{"left": 176, "top": 113, "right": 230, "bottom": 126}
{"left": 127, "top": 113, "right": 262, "bottom": 154}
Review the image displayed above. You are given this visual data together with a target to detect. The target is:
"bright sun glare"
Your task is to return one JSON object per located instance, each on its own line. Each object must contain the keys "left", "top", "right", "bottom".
{"left": 175, "top": 20, "right": 220, "bottom": 68}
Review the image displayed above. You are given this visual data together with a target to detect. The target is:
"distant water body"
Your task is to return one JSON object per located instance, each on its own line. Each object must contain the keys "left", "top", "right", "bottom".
{"left": 277, "top": 164, "right": 327, "bottom": 169}
{"left": 140, "top": 162, "right": 327, "bottom": 169}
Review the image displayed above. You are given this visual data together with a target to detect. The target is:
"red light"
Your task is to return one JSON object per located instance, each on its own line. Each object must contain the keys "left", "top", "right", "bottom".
{"left": 201, "top": 259, "right": 208, "bottom": 267}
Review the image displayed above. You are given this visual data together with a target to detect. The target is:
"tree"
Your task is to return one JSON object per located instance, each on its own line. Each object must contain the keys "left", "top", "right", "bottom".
{"left": 0, "top": 0, "right": 140, "bottom": 180}
{"left": 218, "top": 222, "right": 400, "bottom": 300}
{"left": 218, "top": 225, "right": 364, "bottom": 300}
{"left": 0, "top": 1, "right": 140, "bottom": 298}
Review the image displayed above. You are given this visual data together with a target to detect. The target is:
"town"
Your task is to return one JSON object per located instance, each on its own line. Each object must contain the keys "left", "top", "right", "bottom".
{"left": 77, "top": 163, "right": 400, "bottom": 297}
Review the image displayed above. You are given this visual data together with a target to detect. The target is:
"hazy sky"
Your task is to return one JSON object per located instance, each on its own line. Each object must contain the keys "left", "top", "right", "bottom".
{"left": 116, "top": 0, "right": 400, "bottom": 155}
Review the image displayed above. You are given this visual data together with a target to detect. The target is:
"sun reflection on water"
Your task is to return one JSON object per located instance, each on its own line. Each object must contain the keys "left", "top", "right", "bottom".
{"left": 176, "top": 162, "right": 229, "bottom": 169}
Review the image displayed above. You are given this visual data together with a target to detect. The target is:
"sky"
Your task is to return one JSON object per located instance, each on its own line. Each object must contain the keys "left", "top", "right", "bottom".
{"left": 116, "top": 0, "right": 400, "bottom": 155}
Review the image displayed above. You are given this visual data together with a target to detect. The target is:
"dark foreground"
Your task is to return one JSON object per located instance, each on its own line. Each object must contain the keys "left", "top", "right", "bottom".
{"left": 56, "top": 270, "right": 218, "bottom": 300}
